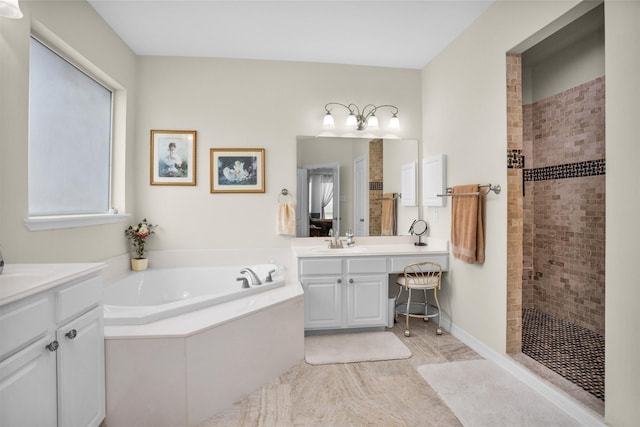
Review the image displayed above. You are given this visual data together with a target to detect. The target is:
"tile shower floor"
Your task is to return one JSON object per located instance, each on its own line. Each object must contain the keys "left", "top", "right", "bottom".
{"left": 199, "top": 316, "right": 600, "bottom": 426}
{"left": 522, "top": 308, "right": 605, "bottom": 402}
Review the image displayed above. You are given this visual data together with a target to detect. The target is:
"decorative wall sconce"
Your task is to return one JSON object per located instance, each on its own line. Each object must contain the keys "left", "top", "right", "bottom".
{"left": 323, "top": 103, "right": 400, "bottom": 131}
{"left": 0, "top": 0, "right": 23, "bottom": 19}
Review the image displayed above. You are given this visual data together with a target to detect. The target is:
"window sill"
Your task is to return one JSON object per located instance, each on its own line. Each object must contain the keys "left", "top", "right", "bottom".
{"left": 24, "top": 213, "right": 131, "bottom": 231}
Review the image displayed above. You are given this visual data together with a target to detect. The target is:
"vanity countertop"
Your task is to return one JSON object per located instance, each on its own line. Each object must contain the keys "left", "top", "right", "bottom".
{"left": 292, "top": 236, "right": 449, "bottom": 258}
{"left": 0, "top": 263, "right": 105, "bottom": 306}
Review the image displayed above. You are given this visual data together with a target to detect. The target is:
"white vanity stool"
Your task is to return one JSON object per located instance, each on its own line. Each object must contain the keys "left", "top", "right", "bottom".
{"left": 395, "top": 261, "right": 443, "bottom": 336}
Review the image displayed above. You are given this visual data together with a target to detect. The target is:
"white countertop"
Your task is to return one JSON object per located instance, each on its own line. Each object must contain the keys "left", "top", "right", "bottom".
{"left": 292, "top": 235, "right": 449, "bottom": 258}
{"left": 0, "top": 263, "right": 105, "bottom": 306}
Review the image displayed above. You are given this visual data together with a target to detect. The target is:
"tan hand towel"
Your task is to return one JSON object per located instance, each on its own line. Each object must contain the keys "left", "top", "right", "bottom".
{"left": 451, "top": 185, "right": 485, "bottom": 264}
{"left": 277, "top": 201, "right": 296, "bottom": 236}
{"left": 381, "top": 193, "right": 397, "bottom": 236}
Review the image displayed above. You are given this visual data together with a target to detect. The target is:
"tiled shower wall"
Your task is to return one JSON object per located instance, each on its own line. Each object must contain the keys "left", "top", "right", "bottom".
{"left": 522, "top": 77, "right": 606, "bottom": 335}
{"left": 369, "top": 139, "right": 383, "bottom": 235}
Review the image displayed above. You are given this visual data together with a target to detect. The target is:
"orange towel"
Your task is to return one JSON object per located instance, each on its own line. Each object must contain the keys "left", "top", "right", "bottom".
{"left": 277, "top": 200, "right": 296, "bottom": 236}
{"left": 451, "top": 185, "right": 485, "bottom": 264}
{"left": 381, "top": 193, "right": 396, "bottom": 236}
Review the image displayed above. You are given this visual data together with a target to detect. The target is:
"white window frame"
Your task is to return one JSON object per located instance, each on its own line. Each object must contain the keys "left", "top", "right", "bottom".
{"left": 25, "top": 33, "right": 128, "bottom": 231}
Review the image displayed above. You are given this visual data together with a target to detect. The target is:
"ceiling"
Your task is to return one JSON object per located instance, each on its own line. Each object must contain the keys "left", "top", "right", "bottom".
{"left": 88, "top": 0, "right": 494, "bottom": 70}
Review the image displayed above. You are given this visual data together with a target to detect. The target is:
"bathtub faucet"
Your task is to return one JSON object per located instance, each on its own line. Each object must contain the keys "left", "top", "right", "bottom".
{"left": 240, "top": 268, "right": 262, "bottom": 286}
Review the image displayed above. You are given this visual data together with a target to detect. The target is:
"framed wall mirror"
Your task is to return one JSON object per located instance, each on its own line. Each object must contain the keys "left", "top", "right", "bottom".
{"left": 296, "top": 136, "right": 420, "bottom": 237}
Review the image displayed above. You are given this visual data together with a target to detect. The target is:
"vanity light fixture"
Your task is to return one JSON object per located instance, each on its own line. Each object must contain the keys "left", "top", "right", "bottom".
{"left": 0, "top": 0, "right": 23, "bottom": 19}
{"left": 323, "top": 103, "right": 400, "bottom": 131}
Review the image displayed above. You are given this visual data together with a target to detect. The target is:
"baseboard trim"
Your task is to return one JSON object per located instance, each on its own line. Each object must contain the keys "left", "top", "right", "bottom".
{"left": 444, "top": 318, "right": 605, "bottom": 426}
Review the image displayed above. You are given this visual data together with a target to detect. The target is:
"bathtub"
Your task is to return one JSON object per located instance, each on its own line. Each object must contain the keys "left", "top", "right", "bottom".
{"left": 103, "top": 263, "right": 285, "bottom": 326}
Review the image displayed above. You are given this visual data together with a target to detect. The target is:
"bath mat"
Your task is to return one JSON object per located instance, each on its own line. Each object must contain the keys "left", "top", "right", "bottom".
{"left": 304, "top": 331, "right": 411, "bottom": 365}
{"left": 418, "top": 360, "right": 581, "bottom": 426}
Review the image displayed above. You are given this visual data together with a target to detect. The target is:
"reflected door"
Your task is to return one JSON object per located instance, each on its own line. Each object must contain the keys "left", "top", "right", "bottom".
{"left": 296, "top": 169, "right": 309, "bottom": 236}
{"left": 354, "top": 155, "right": 368, "bottom": 236}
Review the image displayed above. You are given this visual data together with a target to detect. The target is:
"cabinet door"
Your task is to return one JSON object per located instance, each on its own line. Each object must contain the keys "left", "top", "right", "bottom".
{"left": 301, "top": 276, "right": 343, "bottom": 329}
{"left": 0, "top": 336, "right": 57, "bottom": 427}
{"left": 57, "top": 306, "right": 105, "bottom": 427}
{"left": 346, "top": 275, "right": 387, "bottom": 327}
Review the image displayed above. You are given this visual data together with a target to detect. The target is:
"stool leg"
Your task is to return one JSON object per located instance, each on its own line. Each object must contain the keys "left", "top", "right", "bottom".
{"left": 423, "top": 289, "right": 429, "bottom": 322}
{"left": 404, "top": 288, "right": 412, "bottom": 337}
{"left": 433, "top": 288, "right": 442, "bottom": 335}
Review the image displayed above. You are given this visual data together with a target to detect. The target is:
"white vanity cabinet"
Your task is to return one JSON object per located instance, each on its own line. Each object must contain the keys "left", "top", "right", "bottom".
{"left": 0, "top": 270, "right": 105, "bottom": 427}
{"left": 299, "top": 257, "right": 388, "bottom": 330}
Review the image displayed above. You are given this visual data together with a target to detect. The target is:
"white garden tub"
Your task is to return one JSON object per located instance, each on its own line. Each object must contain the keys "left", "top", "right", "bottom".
{"left": 103, "top": 263, "right": 285, "bottom": 325}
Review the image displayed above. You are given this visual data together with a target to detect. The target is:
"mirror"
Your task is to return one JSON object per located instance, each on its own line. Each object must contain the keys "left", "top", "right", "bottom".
{"left": 409, "top": 219, "right": 428, "bottom": 246}
{"left": 296, "top": 136, "right": 420, "bottom": 237}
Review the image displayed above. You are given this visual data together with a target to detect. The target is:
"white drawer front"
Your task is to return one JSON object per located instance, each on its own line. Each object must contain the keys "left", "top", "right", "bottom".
{"left": 389, "top": 254, "right": 449, "bottom": 273}
{"left": 56, "top": 275, "right": 102, "bottom": 324}
{"left": 346, "top": 258, "right": 387, "bottom": 274}
{"left": 299, "top": 258, "right": 342, "bottom": 275}
{"left": 0, "top": 296, "right": 52, "bottom": 360}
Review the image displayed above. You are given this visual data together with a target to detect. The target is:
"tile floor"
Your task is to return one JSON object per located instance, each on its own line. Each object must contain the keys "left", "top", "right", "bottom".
{"left": 519, "top": 308, "right": 605, "bottom": 414}
{"left": 199, "top": 317, "right": 599, "bottom": 426}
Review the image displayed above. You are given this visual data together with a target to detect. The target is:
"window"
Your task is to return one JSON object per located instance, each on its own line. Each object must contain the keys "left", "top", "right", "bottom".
{"left": 28, "top": 36, "right": 113, "bottom": 219}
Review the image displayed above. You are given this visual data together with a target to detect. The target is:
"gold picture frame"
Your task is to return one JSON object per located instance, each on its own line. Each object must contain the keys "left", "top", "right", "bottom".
{"left": 150, "top": 130, "right": 197, "bottom": 186}
{"left": 210, "top": 148, "right": 265, "bottom": 193}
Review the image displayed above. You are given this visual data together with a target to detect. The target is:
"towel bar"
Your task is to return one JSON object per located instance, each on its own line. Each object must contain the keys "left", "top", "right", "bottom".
{"left": 437, "top": 184, "right": 501, "bottom": 197}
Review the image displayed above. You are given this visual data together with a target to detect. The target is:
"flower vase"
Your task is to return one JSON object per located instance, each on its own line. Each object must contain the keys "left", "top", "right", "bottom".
{"left": 131, "top": 258, "right": 149, "bottom": 271}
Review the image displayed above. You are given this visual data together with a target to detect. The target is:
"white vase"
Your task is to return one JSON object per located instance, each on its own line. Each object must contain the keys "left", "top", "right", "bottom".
{"left": 131, "top": 258, "right": 149, "bottom": 271}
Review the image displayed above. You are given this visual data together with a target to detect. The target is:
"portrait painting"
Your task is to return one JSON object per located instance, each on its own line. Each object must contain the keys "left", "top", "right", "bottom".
{"left": 150, "top": 130, "right": 197, "bottom": 186}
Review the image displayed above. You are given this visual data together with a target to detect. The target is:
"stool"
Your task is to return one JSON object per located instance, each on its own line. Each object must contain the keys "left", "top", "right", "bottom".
{"left": 395, "top": 261, "right": 442, "bottom": 337}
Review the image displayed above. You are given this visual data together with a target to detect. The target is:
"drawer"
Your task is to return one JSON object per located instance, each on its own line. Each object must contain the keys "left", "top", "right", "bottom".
{"left": 56, "top": 275, "right": 102, "bottom": 324}
{"left": 346, "top": 257, "right": 387, "bottom": 274}
{"left": 389, "top": 254, "right": 449, "bottom": 274}
{"left": 0, "top": 295, "right": 52, "bottom": 360}
{"left": 299, "top": 258, "right": 342, "bottom": 275}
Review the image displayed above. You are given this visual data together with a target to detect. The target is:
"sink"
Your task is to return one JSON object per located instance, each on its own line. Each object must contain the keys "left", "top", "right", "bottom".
{"left": 310, "top": 246, "right": 368, "bottom": 255}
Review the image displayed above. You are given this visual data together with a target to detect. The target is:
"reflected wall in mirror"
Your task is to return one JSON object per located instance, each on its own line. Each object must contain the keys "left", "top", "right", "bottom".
{"left": 296, "top": 136, "right": 420, "bottom": 237}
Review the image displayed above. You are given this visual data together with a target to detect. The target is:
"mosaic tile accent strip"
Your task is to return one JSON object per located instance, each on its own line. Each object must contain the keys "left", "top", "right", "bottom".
{"left": 507, "top": 149, "right": 524, "bottom": 169}
{"left": 369, "top": 181, "right": 383, "bottom": 191}
{"left": 522, "top": 308, "right": 604, "bottom": 400}
{"left": 523, "top": 159, "right": 605, "bottom": 182}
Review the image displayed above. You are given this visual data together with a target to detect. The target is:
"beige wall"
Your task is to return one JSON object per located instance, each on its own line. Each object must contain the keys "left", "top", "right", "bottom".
{"left": 135, "top": 57, "right": 421, "bottom": 250}
{"left": 422, "top": 0, "right": 640, "bottom": 424}
{"left": 604, "top": 1, "right": 640, "bottom": 424}
{"left": 0, "top": 1, "right": 137, "bottom": 263}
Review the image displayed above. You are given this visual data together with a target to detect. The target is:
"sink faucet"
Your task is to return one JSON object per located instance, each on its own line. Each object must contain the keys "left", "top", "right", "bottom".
{"left": 326, "top": 236, "right": 343, "bottom": 249}
{"left": 240, "top": 268, "right": 262, "bottom": 286}
{"left": 0, "top": 248, "right": 3, "bottom": 274}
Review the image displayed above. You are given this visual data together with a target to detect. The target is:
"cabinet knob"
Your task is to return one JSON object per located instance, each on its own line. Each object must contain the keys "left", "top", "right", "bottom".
{"left": 45, "top": 340, "right": 59, "bottom": 352}
{"left": 337, "top": 279, "right": 342, "bottom": 284}
{"left": 349, "top": 278, "right": 354, "bottom": 284}
{"left": 65, "top": 329, "right": 78, "bottom": 340}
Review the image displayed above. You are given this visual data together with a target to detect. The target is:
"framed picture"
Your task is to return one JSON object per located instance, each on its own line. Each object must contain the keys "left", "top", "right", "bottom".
{"left": 150, "top": 130, "right": 197, "bottom": 186}
{"left": 210, "top": 148, "right": 265, "bottom": 193}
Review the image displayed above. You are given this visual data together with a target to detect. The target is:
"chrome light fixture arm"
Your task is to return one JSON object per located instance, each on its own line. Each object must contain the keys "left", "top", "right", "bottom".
{"left": 323, "top": 102, "right": 400, "bottom": 131}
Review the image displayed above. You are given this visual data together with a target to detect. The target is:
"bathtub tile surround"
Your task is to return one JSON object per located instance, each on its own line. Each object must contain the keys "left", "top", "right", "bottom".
{"left": 102, "top": 248, "right": 304, "bottom": 427}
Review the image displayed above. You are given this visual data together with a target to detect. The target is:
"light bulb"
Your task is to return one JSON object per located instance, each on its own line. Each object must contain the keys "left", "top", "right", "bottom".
{"left": 323, "top": 112, "right": 334, "bottom": 127}
{"left": 389, "top": 114, "right": 400, "bottom": 129}
{"left": 367, "top": 114, "right": 379, "bottom": 128}
{"left": 0, "top": 0, "right": 23, "bottom": 18}
{"left": 346, "top": 113, "right": 357, "bottom": 127}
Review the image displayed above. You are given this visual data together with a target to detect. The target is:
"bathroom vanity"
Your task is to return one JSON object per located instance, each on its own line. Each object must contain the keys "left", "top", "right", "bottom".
{"left": 0, "top": 263, "right": 105, "bottom": 427}
{"left": 293, "top": 237, "right": 449, "bottom": 331}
